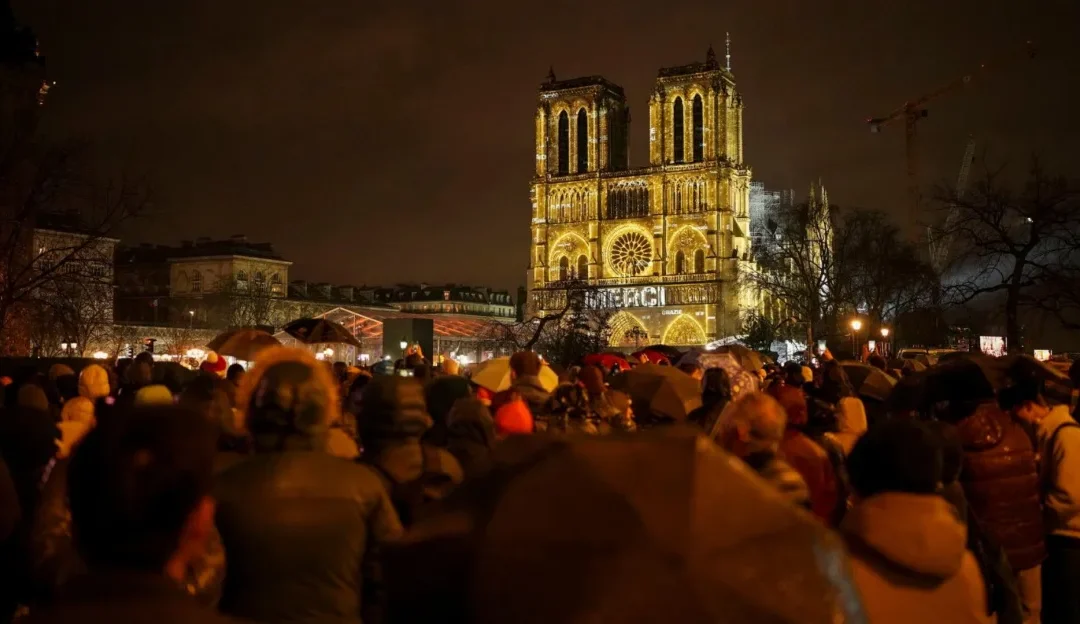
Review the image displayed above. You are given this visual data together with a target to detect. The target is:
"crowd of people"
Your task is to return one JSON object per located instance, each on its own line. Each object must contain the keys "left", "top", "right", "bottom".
{"left": 0, "top": 345, "right": 1078, "bottom": 623}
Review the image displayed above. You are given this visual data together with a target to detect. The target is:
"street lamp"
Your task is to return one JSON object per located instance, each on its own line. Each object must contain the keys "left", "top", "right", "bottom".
{"left": 399, "top": 338, "right": 408, "bottom": 360}
{"left": 880, "top": 327, "right": 891, "bottom": 358}
{"left": 188, "top": 309, "right": 195, "bottom": 329}
{"left": 850, "top": 319, "right": 862, "bottom": 356}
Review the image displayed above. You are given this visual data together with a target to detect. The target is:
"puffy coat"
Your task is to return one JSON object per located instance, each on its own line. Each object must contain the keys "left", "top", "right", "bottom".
{"left": 955, "top": 402, "right": 1045, "bottom": 571}
{"left": 781, "top": 430, "right": 840, "bottom": 524}
{"left": 217, "top": 347, "right": 405, "bottom": 623}
{"left": 842, "top": 492, "right": 991, "bottom": 624}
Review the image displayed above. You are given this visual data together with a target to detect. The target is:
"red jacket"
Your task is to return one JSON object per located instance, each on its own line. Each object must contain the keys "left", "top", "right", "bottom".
{"left": 780, "top": 429, "right": 840, "bottom": 524}
{"left": 955, "top": 402, "right": 1045, "bottom": 571}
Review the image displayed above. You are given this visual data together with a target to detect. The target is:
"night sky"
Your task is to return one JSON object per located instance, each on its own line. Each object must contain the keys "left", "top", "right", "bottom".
{"left": 14, "top": 0, "right": 1080, "bottom": 292}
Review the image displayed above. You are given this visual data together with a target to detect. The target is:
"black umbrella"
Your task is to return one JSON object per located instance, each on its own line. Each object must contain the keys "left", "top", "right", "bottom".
{"left": 282, "top": 318, "right": 362, "bottom": 348}
{"left": 384, "top": 432, "right": 867, "bottom": 624}
{"left": 885, "top": 352, "right": 1003, "bottom": 412}
{"left": 840, "top": 361, "right": 897, "bottom": 402}
{"left": 609, "top": 363, "right": 703, "bottom": 422}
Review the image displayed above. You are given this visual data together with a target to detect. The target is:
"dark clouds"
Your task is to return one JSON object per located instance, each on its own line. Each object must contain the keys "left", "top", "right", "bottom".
{"left": 15, "top": 0, "right": 1080, "bottom": 290}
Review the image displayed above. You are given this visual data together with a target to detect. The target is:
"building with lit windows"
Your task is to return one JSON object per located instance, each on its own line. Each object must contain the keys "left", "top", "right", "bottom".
{"left": 528, "top": 45, "right": 755, "bottom": 347}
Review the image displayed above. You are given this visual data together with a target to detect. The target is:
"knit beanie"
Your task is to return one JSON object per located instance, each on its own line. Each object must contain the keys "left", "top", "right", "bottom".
{"left": 134, "top": 384, "right": 174, "bottom": 406}
{"left": 199, "top": 351, "right": 227, "bottom": 377}
{"left": 494, "top": 398, "right": 534, "bottom": 438}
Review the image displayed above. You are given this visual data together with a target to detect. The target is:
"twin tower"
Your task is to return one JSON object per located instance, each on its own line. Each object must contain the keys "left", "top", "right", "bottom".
{"left": 527, "top": 45, "right": 755, "bottom": 347}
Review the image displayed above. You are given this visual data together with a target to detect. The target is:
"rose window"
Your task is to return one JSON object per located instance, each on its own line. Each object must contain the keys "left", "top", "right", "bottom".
{"left": 609, "top": 232, "right": 653, "bottom": 276}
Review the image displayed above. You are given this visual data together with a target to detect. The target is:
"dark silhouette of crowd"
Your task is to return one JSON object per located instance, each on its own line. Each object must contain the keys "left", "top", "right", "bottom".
{"left": 0, "top": 345, "right": 1077, "bottom": 623}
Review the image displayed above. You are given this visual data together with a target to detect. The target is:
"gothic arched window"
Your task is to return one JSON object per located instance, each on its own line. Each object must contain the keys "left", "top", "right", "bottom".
{"left": 694, "top": 249, "right": 705, "bottom": 273}
{"left": 557, "top": 111, "right": 570, "bottom": 175}
{"left": 191, "top": 271, "right": 202, "bottom": 293}
{"left": 692, "top": 95, "right": 704, "bottom": 162}
{"left": 559, "top": 256, "right": 570, "bottom": 281}
{"left": 576, "top": 108, "right": 588, "bottom": 173}
{"left": 673, "top": 97, "right": 685, "bottom": 164}
{"left": 577, "top": 255, "right": 588, "bottom": 280}
{"left": 675, "top": 250, "right": 686, "bottom": 275}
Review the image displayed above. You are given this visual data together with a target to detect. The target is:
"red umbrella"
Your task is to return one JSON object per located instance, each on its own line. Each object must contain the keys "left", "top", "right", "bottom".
{"left": 632, "top": 349, "right": 672, "bottom": 366}
{"left": 583, "top": 353, "right": 631, "bottom": 372}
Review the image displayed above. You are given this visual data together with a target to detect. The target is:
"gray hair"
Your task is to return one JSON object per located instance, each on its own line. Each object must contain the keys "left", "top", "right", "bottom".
{"left": 715, "top": 392, "right": 787, "bottom": 454}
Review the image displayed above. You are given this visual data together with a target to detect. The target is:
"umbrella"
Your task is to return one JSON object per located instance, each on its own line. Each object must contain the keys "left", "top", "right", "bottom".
{"left": 384, "top": 432, "right": 866, "bottom": 624}
{"left": 641, "top": 344, "right": 685, "bottom": 360}
{"left": 885, "top": 352, "right": 1003, "bottom": 412}
{"left": 470, "top": 357, "right": 559, "bottom": 393}
{"left": 839, "top": 361, "right": 897, "bottom": 402}
{"left": 632, "top": 349, "right": 672, "bottom": 366}
{"left": 206, "top": 328, "right": 281, "bottom": 361}
{"left": 609, "top": 363, "right": 703, "bottom": 422}
{"left": 283, "top": 318, "right": 362, "bottom": 348}
{"left": 711, "top": 344, "right": 766, "bottom": 372}
{"left": 582, "top": 353, "right": 631, "bottom": 372}
{"left": 679, "top": 349, "right": 742, "bottom": 374}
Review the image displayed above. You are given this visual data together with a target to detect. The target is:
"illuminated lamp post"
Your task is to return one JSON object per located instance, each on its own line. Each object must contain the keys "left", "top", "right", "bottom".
{"left": 850, "top": 319, "right": 863, "bottom": 357}
{"left": 880, "top": 327, "right": 891, "bottom": 358}
{"left": 399, "top": 338, "right": 408, "bottom": 362}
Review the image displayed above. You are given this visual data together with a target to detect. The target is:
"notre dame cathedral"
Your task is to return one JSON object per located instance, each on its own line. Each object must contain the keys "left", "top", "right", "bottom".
{"left": 527, "top": 45, "right": 755, "bottom": 347}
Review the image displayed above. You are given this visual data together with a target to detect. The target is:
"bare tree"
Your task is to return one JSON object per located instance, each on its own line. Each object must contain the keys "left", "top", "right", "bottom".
{"left": 937, "top": 159, "right": 1080, "bottom": 352}
{"left": 206, "top": 276, "right": 279, "bottom": 329}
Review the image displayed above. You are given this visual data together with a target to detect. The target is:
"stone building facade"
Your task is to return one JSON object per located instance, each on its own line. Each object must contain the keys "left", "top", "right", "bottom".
{"left": 528, "top": 47, "right": 754, "bottom": 347}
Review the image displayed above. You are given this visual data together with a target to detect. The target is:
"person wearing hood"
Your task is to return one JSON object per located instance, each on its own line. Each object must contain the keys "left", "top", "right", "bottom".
{"left": 359, "top": 376, "right": 464, "bottom": 525}
{"left": 689, "top": 367, "right": 732, "bottom": 433}
{"left": 578, "top": 365, "right": 635, "bottom": 433}
{"left": 841, "top": 418, "right": 991, "bottom": 624}
{"left": 215, "top": 347, "right": 403, "bottom": 624}
{"left": 57, "top": 365, "right": 111, "bottom": 459}
{"left": 826, "top": 397, "right": 868, "bottom": 456}
{"left": 1001, "top": 375, "right": 1080, "bottom": 623}
{"left": 714, "top": 392, "right": 811, "bottom": 510}
{"left": 445, "top": 397, "right": 496, "bottom": 479}
{"left": 768, "top": 384, "right": 841, "bottom": 524}
{"left": 423, "top": 375, "right": 472, "bottom": 447}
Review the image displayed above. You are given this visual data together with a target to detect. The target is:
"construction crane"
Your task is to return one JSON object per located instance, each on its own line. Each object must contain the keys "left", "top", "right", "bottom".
{"left": 928, "top": 137, "right": 976, "bottom": 273}
{"left": 867, "top": 42, "right": 1035, "bottom": 211}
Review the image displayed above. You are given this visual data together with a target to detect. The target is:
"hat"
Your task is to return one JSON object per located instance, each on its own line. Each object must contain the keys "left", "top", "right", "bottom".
{"left": 509, "top": 351, "right": 542, "bottom": 377}
{"left": 79, "top": 364, "right": 111, "bottom": 400}
{"left": 134, "top": 384, "right": 174, "bottom": 406}
{"left": 360, "top": 376, "right": 432, "bottom": 441}
{"left": 17, "top": 384, "right": 50, "bottom": 412}
{"left": 800, "top": 366, "right": 814, "bottom": 385}
{"left": 494, "top": 398, "right": 534, "bottom": 437}
{"left": 48, "top": 363, "right": 75, "bottom": 381}
{"left": 61, "top": 396, "right": 96, "bottom": 425}
{"left": 441, "top": 358, "right": 461, "bottom": 376}
{"left": 238, "top": 348, "right": 341, "bottom": 448}
{"left": 199, "top": 351, "right": 227, "bottom": 377}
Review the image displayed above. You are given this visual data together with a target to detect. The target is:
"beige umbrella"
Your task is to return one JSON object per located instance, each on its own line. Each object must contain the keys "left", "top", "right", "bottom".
{"left": 470, "top": 356, "right": 559, "bottom": 393}
{"left": 206, "top": 328, "right": 281, "bottom": 361}
{"left": 385, "top": 431, "right": 867, "bottom": 623}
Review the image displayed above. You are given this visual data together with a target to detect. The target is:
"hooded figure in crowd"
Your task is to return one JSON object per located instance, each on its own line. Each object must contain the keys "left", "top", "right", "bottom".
{"left": 57, "top": 365, "right": 111, "bottom": 459}
{"left": 215, "top": 347, "right": 403, "bottom": 624}
{"left": 841, "top": 419, "right": 991, "bottom": 624}
{"left": 445, "top": 397, "right": 497, "bottom": 479}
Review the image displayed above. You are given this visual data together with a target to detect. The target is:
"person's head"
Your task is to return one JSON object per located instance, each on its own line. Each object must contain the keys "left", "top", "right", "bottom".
{"left": 441, "top": 358, "right": 461, "bottom": 376}
{"left": 133, "top": 351, "right": 155, "bottom": 369}
{"left": 701, "top": 367, "right": 732, "bottom": 402}
{"left": 782, "top": 361, "right": 804, "bottom": 387}
{"left": 509, "top": 351, "right": 542, "bottom": 379}
{"left": 198, "top": 352, "right": 227, "bottom": 379}
{"left": 226, "top": 363, "right": 245, "bottom": 385}
{"left": 924, "top": 420, "right": 964, "bottom": 485}
{"left": 715, "top": 392, "right": 787, "bottom": 457}
{"left": 677, "top": 361, "right": 703, "bottom": 381}
{"left": 332, "top": 361, "right": 348, "bottom": 382}
{"left": 358, "top": 375, "right": 432, "bottom": 449}
{"left": 998, "top": 372, "right": 1048, "bottom": 424}
{"left": 16, "top": 383, "right": 50, "bottom": 412}
{"left": 766, "top": 383, "right": 808, "bottom": 429}
{"left": 424, "top": 375, "right": 472, "bottom": 446}
{"left": 847, "top": 419, "right": 942, "bottom": 499}
{"left": 134, "top": 384, "right": 174, "bottom": 407}
{"left": 577, "top": 365, "right": 606, "bottom": 397}
{"left": 345, "top": 372, "right": 373, "bottom": 416}
{"left": 68, "top": 406, "right": 217, "bottom": 580}
{"left": 78, "top": 364, "right": 111, "bottom": 401}
{"left": 126, "top": 361, "right": 153, "bottom": 387}
{"left": 412, "top": 364, "right": 432, "bottom": 384}
{"left": 178, "top": 376, "right": 233, "bottom": 431}
{"left": 237, "top": 347, "right": 341, "bottom": 453}
{"left": 867, "top": 354, "right": 886, "bottom": 372}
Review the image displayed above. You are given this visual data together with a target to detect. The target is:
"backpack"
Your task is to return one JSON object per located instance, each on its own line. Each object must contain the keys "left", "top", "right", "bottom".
{"left": 369, "top": 445, "right": 453, "bottom": 527}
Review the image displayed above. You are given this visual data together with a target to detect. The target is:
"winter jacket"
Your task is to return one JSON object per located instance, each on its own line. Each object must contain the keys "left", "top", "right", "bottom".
{"left": 1035, "top": 404, "right": 1080, "bottom": 538}
{"left": 780, "top": 429, "right": 840, "bottom": 524}
{"left": 19, "top": 569, "right": 240, "bottom": 624}
{"left": 445, "top": 398, "right": 496, "bottom": 479}
{"left": 955, "top": 402, "right": 1045, "bottom": 571}
{"left": 29, "top": 458, "right": 227, "bottom": 607}
{"left": 219, "top": 351, "right": 406, "bottom": 623}
{"left": 743, "top": 451, "right": 811, "bottom": 509}
{"left": 216, "top": 451, "right": 402, "bottom": 623}
{"left": 423, "top": 376, "right": 471, "bottom": 447}
{"left": 841, "top": 492, "right": 992, "bottom": 624}
{"left": 508, "top": 375, "right": 551, "bottom": 424}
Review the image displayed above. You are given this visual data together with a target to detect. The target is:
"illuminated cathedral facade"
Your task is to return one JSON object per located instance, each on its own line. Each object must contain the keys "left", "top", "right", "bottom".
{"left": 527, "top": 46, "right": 755, "bottom": 347}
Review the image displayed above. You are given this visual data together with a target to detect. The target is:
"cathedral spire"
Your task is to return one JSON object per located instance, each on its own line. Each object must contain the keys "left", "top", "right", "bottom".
{"left": 544, "top": 65, "right": 556, "bottom": 85}
{"left": 725, "top": 32, "right": 731, "bottom": 72}
{"left": 705, "top": 44, "right": 718, "bottom": 69}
